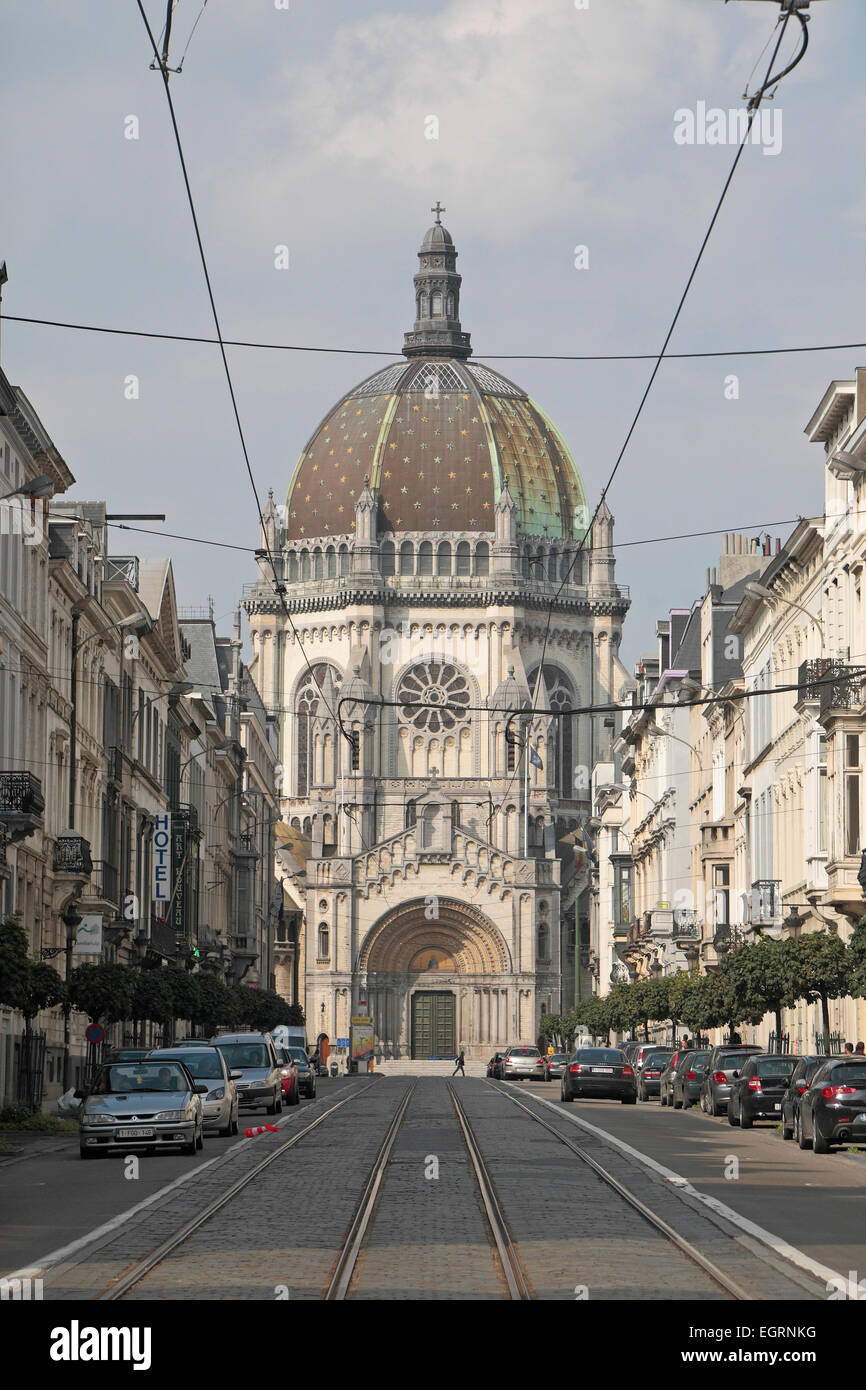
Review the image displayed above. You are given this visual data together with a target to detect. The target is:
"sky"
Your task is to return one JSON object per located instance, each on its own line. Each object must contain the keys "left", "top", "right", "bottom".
{"left": 3, "top": 0, "right": 865, "bottom": 668}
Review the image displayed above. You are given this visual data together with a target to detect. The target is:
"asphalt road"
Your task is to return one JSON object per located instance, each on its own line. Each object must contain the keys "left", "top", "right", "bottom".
{"left": 518, "top": 1079, "right": 866, "bottom": 1280}
{"left": 0, "top": 1088, "right": 326, "bottom": 1277}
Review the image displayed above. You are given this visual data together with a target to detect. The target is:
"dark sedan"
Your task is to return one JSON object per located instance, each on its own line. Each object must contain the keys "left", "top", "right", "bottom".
{"left": 727, "top": 1054, "right": 797, "bottom": 1128}
{"left": 671, "top": 1050, "right": 711, "bottom": 1109}
{"left": 560, "top": 1048, "right": 636, "bottom": 1104}
{"left": 486, "top": 1053, "right": 505, "bottom": 1079}
{"left": 781, "top": 1056, "right": 827, "bottom": 1141}
{"left": 637, "top": 1050, "right": 674, "bottom": 1101}
{"left": 699, "top": 1045, "right": 763, "bottom": 1116}
{"left": 797, "top": 1059, "right": 866, "bottom": 1154}
{"left": 545, "top": 1053, "right": 570, "bottom": 1080}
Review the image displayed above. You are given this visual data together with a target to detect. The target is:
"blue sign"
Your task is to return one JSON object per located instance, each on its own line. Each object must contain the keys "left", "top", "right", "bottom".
{"left": 85, "top": 1023, "right": 105, "bottom": 1045}
{"left": 336, "top": 1037, "right": 350, "bottom": 1048}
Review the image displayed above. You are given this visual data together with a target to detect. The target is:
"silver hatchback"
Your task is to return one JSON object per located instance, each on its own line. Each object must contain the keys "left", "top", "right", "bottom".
{"left": 77, "top": 1059, "right": 205, "bottom": 1159}
{"left": 148, "top": 1046, "right": 240, "bottom": 1136}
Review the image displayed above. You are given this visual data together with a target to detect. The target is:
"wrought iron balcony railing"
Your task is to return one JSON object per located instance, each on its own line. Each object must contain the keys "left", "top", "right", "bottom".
{"left": 52, "top": 831, "right": 93, "bottom": 877}
{"left": 0, "top": 771, "right": 45, "bottom": 817}
{"left": 672, "top": 908, "right": 700, "bottom": 938}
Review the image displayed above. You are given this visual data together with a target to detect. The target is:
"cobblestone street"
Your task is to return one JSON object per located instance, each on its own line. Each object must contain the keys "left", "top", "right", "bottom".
{"left": 4, "top": 1077, "right": 846, "bottom": 1303}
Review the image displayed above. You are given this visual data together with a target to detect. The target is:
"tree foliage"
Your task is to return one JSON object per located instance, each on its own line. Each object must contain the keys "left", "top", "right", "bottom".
{"left": 785, "top": 931, "right": 851, "bottom": 1037}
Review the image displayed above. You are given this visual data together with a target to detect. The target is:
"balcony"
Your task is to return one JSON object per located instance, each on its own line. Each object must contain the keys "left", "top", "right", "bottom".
{"left": 798, "top": 660, "right": 866, "bottom": 721}
{"left": 52, "top": 831, "right": 93, "bottom": 878}
{"left": 106, "top": 746, "right": 123, "bottom": 785}
{"left": 0, "top": 771, "right": 45, "bottom": 843}
{"left": 170, "top": 802, "right": 200, "bottom": 836}
{"left": 672, "top": 908, "right": 700, "bottom": 939}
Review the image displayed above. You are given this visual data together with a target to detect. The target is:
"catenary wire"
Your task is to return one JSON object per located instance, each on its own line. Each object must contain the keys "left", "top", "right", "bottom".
{"left": 499, "top": 6, "right": 801, "bottom": 825}
{"left": 6, "top": 315, "right": 866, "bottom": 364}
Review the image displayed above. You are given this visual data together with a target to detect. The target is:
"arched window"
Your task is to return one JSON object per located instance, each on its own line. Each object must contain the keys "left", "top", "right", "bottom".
{"left": 418, "top": 541, "right": 433, "bottom": 575}
{"left": 529, "top": 665, "right": 575, "bottom": 800}
{"left": 322, "top": 813, "right": 336, "bottom": 854}
{"left": 537, "top": 922, "right": 549, "bottom": 960}
{"left": 475, "top": 542, "right": 489, "bottom": 576}
{"left": 326, "top": 547, "right": 336, "bottom": 578}
{"left": 446, "top": 294, "right": 455, "bottom": 318}
{"left": 506, "top": 730, "right": 517, "bottom": 773}
{"left": 313, "top": 548, "right": 323, "bottom": 580}
{"left": 432, "top": 291, "right": 443, "bottom": 317}
{"left": 456, "top": 541, "right": 471, "bottom": 576}
{"left": 296, "top": 664, "right": 341, "bottom": 797}
{"left": 318, "top": 923, "right": 330, "bottom": 959}
{"left": 451, "top": 799, "right": 460, "bottom": 830}
{"left": 437, "top": 542, "right": 452, "bottom": 576}
{"left": 405, "top": 799, "right": 417, "bottom": 829}
{"left": 547, "top": 550, "right": 558, "bottom": 582}
{"left": 560, "top": 550, "right": 571, "bottom": 582}
{"left": 381, "top": 540, "right": 395, "bottom": 576}
{"left": 338, "top": 544, "right": 349, "bottom": 576}
{"left": 300, "top": 550, "right": 310, "bottom": 581}
{"left": 521, "top": 550, "right": 530, "bottom": 580}
{"left": 287, "top": 552, "right": 298, "bottom": 583}
{"left": 399, "top": 541, "right": 414, "bottom": 576}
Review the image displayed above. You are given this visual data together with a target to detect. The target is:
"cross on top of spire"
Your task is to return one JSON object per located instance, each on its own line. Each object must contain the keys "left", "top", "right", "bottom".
{"left": 431, "top": 200, "right": 445, "bottom": 225}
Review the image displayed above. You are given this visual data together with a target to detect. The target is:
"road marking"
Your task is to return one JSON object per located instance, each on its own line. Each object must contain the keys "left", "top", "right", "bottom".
{"left": 528, "top": 1091, "right": 845, "bottom": 1289}
{"left": 0, "top": 1107, "right": 300, "bottom": 1283}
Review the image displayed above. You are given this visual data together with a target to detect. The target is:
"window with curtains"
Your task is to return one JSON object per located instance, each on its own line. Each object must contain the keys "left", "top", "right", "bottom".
{"left": 845, "top": 733, "right": 860, "bottom": 857}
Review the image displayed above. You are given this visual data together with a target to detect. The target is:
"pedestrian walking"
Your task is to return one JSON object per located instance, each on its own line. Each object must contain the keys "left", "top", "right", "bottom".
{"left": 452, "top": 1048, "right": 466, "bottom": 1077}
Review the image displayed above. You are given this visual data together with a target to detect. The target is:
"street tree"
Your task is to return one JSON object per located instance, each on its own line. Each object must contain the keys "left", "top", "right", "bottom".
{"left": 785, "top": 930, "right": 851, "bottom": 1041}
{"left": 724, "top": 936, "right": 794, "bottom": 1040}
{"left": 67, "top": 964, "right": 135, "bottom": 1025}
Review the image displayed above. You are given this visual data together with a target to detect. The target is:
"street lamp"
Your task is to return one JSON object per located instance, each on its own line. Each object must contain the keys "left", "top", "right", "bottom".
{"left": 130, "top": 680, "right": 195, "bottom": 740}
{"left": 0, "top": 474, "right": 54, "bottom": 502}
{"left": 744, "top": 580, "right": 825, "bottom": 643}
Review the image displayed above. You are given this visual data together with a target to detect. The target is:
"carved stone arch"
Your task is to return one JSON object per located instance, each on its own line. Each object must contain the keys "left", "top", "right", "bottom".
{"left": 359, "top": 897, "right": 513, "bottom": 974}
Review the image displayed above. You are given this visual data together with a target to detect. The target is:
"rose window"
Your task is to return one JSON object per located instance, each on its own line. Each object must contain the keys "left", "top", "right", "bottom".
{"left": 397, "top": 662, "right": 470, "bottom": 733}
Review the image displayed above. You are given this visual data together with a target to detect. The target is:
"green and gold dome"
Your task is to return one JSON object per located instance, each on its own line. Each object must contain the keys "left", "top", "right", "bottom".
{"left": 285, "top": 211, "right": 589, "bottom": 543}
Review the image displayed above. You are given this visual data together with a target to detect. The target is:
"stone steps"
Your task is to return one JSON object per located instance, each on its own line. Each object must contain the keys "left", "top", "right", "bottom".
{"left": 371, "top": 1059, "right": 488, "bottom": 1078}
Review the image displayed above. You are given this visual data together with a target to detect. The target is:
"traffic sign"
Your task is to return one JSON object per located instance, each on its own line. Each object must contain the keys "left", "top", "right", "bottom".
{"left": 85, "top": 1023, "right": 105, "bottom": 1045}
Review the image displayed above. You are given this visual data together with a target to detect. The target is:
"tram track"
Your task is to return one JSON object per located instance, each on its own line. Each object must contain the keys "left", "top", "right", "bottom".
{"left": 97, "top": 1081, "right": 377, "bottom": 1301}
{"left": 489, "top": 1081, "right": 751, "bottom": 1301}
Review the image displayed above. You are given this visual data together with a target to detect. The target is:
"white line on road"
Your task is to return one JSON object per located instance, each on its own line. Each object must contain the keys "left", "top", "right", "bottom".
{"left": 0, "top": 1110, "right": 298, "bottom": 1284}
{"left": 528, "top": 1091, "right": 844, "bottom": 1290}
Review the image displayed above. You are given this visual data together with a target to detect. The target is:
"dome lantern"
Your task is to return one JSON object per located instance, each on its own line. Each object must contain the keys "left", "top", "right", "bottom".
{"left": 403, "top": 203, "right": 472, "bottom": 360}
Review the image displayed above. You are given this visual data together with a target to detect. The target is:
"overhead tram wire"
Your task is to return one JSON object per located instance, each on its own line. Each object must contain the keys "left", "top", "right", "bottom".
{"left": 7, "top": 311, "right": 866, "bottom": 365}
{"left": 133, "top": 2, "right": 357, "bottom": 762}
{"left": 495, "top": 1, "right": 809, "bottom": 821}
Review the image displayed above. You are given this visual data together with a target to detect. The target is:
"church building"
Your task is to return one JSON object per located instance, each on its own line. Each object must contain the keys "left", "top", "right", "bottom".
{"left": 244, "top": 210, "right": 630, "bottom": 1058}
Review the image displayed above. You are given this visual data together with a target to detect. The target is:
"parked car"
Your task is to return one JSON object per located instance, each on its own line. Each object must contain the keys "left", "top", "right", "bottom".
{"left": 620, "top": 1041, "right": 641, "bottom": 1064}
{"left": 658, "top": 1052, "right": 682, "bottom": 1107}
{"left": 634, "top": 1042, "right": 669, "bottom": 1076}
{"left": 148, "top": 1045, "right": 240, "bottom": 1136}
{"left": 637, "top": 1049, "right": 674, "bottom": 1101}
{"left": 77, "top": 1058, "right": 205, "bottom": 1159}
{"left": 796, "top": 1058, "right": 866, "bottom": 1153}
{"left": 501, "top": 1046, "right": 548, "bottom": 1081}
{"left": 781, "top": 1055, "right": 826, "bottom": 1141}
{"left": 281, "top": 1046, "right": 312, "bottom": 1101}
{"left": 105, "top": 1048, "right": 152, "bottom": 1064}
{"left": 670, "top": 1050, "right": 711, "bottom": 1109}
{"left": 727, "top": 1054, "right": 798, "bottom": 1128}
{"left": 210, "top": 1032, "right": 284, "bottom": 1115}
{"left": 545, "top": 1053, "right": 570, "bottom": 1080}
{"left": 561, "top": 1047, "right": 636, "bottom": 1104}
{"left": 699, "top": 1045, "right": 764, "bottom": 1116}
{"left": 486, "top": 1052, "right": 505, "bottom": 1078}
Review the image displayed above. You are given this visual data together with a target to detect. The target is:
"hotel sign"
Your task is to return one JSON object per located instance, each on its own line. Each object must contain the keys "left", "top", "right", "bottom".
{"left": 153, "top": 813, "right": 172, "bottom": 910}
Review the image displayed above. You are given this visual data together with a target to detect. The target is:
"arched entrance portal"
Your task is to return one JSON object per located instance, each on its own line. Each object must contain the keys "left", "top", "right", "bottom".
{"left": 358, "top": 898, "right": 513, "bottom": 1060}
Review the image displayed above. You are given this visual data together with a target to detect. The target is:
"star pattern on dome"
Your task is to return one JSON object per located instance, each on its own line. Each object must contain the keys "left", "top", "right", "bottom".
{"left": 284, "top": 357, "right": 586, "bottom": 541}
